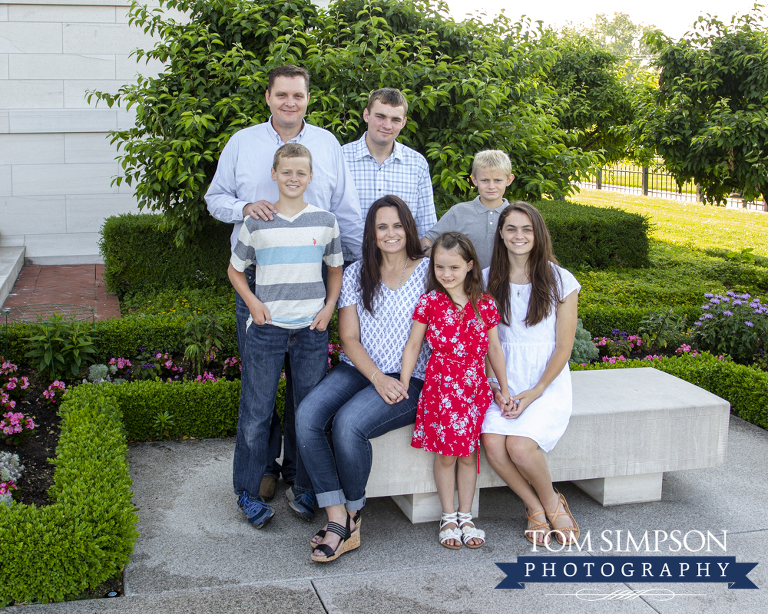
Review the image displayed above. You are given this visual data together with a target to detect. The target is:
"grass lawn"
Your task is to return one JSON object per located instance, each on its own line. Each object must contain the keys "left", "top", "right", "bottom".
{"left": 572, "top": 188, "right": 768, "bottom": 257}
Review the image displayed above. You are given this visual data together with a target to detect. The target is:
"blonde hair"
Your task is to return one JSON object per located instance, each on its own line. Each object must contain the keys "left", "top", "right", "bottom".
{"left": 471, "top": 149, "right": 512, "bottom": 176}
{"left": 273, "top": 142, "right": 313, "bottom": 173}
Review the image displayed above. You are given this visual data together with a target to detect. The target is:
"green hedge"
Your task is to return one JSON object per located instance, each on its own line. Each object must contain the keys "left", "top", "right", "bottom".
{"left": 1, "top": 313, "right": 238, "bottom": 368}
{"left": 579, "top": 305, "right": 702, "bottom": 338}
{"left": 0, "top": 386, "right": 138, "bottom": 607}
{"left": 534, "top": 200, "right": 651, "bottom": 269}
{"left": 100, "top": 214, "right": 233, "bottom": 297}
{"left": 572, "top": 352, "right": 768, "bottom": 430}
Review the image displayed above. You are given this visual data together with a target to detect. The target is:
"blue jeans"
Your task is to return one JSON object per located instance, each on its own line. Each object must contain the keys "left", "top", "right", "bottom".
{"left": 235, "top": 267, "right": 296, "bottom": 482}
{"left": 295, "top": 362, "right": 423, "bottom": 510}
{"left": 233, "top": 321, "right": 328, "bottom": 499}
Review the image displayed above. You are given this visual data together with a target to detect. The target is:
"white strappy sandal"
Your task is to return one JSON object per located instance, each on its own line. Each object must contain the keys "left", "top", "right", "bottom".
{"left": 458, "top": 512, "right": 486, "bottom": 549}
{"left": 439, "top": 511, "right": 463, "bottom": 549}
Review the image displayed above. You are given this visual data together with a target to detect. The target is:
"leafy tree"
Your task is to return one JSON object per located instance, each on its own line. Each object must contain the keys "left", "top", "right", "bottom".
{"left": 642, "top": 8, "right": 768, "bottom": 204}
{"left": 542, "top": 31, "right": 636, "bottom": 163}
{"left": 91, "top": 0, "right": 597, "bottom": 244}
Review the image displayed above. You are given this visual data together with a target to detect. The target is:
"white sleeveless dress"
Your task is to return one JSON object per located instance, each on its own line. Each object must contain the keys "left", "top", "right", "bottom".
{"left": 480, "top": 265, "right": 581, "bottom": 452}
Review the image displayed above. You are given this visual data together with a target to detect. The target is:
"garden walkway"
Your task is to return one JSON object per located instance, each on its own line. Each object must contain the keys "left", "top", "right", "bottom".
{"left": 0, "top": 264, "right": 120, "bottom": 322}
{"left": 6, "top": 415, "right": 768, "bottom": 613}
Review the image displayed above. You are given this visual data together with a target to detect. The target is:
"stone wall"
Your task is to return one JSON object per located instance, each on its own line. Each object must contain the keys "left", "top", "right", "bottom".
{"left": 0, "top": 1, "right": 169, "bottom": 264}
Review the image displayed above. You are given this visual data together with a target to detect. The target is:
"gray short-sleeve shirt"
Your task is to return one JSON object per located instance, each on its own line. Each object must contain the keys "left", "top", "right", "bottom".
{"left": 425, "top": 196, "right": 509, "bottom": 270}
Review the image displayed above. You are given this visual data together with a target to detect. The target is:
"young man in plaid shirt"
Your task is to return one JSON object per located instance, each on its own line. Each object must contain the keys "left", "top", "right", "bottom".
{"left": 342, "top": 88, "right": 437, "bottom": 246}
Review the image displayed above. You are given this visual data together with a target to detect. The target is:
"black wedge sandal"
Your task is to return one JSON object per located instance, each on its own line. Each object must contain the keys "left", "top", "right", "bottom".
{"left": 311, "top": 514, "right": 359, "bottom": 563}
{"left": 310, "top": 510, "right": 361, "bottom": 549}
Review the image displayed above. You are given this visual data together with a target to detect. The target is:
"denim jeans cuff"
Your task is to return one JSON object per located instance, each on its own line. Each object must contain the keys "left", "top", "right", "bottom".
{"left": 345, "top": 495, "right": 366, "bottom": 512}
{"left": 292, "top": 484, "right": 314, "bottom": 497}
{"left": 316, "top": 490, "right": 347, "bottom": 509}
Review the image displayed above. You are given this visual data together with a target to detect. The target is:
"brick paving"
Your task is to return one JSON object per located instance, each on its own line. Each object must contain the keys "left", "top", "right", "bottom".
{"left": 1, "top": 264, "right": 121, "bottom": 322}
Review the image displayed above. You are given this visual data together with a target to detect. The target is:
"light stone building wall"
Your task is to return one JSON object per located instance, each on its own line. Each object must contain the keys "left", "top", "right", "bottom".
{"left": 0, "top": 1, "right": 171, "bottom": 264}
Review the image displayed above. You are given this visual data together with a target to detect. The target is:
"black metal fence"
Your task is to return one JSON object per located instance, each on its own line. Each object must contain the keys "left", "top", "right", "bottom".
{"left": 575, "top": 161, "right": 767, "bottom": 211}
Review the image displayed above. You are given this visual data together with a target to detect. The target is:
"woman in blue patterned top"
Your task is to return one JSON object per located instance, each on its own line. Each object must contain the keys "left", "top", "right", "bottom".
{"left": 296, "top": 195, "right": 430, "bottom": 562}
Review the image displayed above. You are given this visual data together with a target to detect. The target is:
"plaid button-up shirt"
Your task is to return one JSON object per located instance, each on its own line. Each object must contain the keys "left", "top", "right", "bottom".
{"left": 342, "top": 133, "right": 437, "bottom": 238}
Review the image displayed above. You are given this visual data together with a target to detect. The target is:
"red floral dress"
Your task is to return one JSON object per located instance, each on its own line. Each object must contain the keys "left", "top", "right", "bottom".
{"left": 410, "top": 291, "right": 501, "bottom": 457}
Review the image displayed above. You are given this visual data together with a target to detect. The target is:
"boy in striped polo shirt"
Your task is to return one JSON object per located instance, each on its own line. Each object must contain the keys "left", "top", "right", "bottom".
{"left": 228, "top": 143, "right": 343, "bottom": 528}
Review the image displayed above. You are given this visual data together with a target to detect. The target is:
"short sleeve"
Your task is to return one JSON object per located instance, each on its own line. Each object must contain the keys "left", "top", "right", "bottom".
{"left": 555, "top": 265, "right": 581, "bottom": 301}
{"left": 424, "top": 206, "right": 458, "bottom": 243}
{"left": 412, "top": 293, "right": 431, "bottom": 324}
{"left": 323, "top": 218, "right": 344, "bottom": 268}
{"left": 479, "top": 296, "right": 501, "bottom": 329}
{"left": 338, "top": 260, "right": 362, "bottom": 308}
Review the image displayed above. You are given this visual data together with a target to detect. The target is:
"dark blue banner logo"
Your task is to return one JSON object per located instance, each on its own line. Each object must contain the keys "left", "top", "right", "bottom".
{"left": 496, "top": 557, "right": 758, "bottom": 590}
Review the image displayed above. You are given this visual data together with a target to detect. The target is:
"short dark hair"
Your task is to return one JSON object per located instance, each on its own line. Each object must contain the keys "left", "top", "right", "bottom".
{"left": 273, "top": 143, "right": 313, "bottom": 173}
{"left": 366, "top": 88, "right": 408, "bottom": 115}
{"left": 267, "top": 65, "right": 310, "bottom": 93}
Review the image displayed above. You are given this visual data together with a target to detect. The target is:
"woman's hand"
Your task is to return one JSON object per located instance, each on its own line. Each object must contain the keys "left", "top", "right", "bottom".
{"left": 372, "top": 373, "right": 409, "bottom": 405}
{"left": 502, "top": 388, "right": 540, "bottom": 419}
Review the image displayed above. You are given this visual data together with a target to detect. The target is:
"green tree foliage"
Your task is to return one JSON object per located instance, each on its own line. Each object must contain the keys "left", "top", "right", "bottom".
{"left": 542, "top": 31, "right": 636, "bottom": 163}
{"left": 90, "top": 0, "right": 597, "bottom": 243}
{"left": 583, "top": 12, "right": 657, "bottom": 81}
{"left": 642, "top": 8, "right": 768, "bottom": 205}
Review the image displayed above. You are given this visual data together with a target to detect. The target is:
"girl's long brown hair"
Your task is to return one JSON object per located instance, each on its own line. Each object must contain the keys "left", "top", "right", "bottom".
{"left": 361, "top": 195, "right": 424, "bottom": 314}
{"left": 487, "top": 202, "right": 562, "bottom": 327}
{"left": 428, "top": 232, "right": 486, "bottom": 324}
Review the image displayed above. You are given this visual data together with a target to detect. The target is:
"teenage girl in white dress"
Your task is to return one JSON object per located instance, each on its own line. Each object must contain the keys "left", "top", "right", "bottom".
{"left": 482, "top": 201, "right": 581, "bottom": 546}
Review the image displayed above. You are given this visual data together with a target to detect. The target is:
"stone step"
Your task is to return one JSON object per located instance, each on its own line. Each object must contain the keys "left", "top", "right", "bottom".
{"left": 0, "top": 246, "right": 25, "bottom": 311}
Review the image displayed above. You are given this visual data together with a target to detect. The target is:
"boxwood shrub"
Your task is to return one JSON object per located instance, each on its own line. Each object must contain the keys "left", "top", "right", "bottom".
{"left": 100, "top": 214, "right": 232, "bottom": 297}
{"left": 572, "top": 352, "right": 768, "bottom": 430}
{"left": 0, "top": 386, "right": 138, "bottom": 607}
{"left": 534, "top": 200, "right": 651, "bottom": 269}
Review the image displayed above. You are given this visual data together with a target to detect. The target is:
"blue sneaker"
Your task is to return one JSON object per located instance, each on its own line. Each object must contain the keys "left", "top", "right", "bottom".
{"left": 288, "top": 490, "right": 316, "bottom": 522}
{"left": 238, "top": 491, "right": 275, "bottom": 528}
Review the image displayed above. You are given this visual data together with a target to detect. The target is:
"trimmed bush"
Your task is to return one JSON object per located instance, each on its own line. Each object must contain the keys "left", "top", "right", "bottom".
{"left": 580, "top": 305, "right": 702, "bottom": 338}
{"left": 0, "top": 386, "right": 138, "bottom": 607}
{"left": 100, "top": 214, "right": 232, "bottom": 297}
{"left": 534, "top": 200, "right": 651, "bottom": 269}
{"left": 572, "top": 352, "right": 768, "bottom": 430}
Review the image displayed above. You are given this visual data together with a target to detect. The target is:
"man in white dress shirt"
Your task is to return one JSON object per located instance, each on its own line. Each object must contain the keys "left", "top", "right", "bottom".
{"left": 205, "top": 65, "right": 363, "bottom": 520}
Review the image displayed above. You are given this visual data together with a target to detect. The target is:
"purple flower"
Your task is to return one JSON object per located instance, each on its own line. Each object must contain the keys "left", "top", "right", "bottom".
{"left": 733, "top": 299, "right": 743, "bottom": 305}
{"left": 702, "top": 305, "right": 710, "bottom": 310}
{"left": 694, "top": 321, "right": 702, "bottom": 326}
{"left": 727, "top": 291, "right": 736, "bottom": 297}
{"left": 611, "top": 328, "right": 620, "bottom": 335}
{"left": 745, "top": 321, "right": 754, "bottom": 327}
{"left": 710, "top": 298, "right": 721, "bottom": 304}
{"left": 703, "top": 313, "right": 714, "bottom": 319}
{"left": 741, "top": 293, "right": 751, "bottom": 299}
{"left": 723, "top": 310, "right": 733, "bottom": 316}
{"left": 704, "top": 293, "right": 714, "bottom": 298}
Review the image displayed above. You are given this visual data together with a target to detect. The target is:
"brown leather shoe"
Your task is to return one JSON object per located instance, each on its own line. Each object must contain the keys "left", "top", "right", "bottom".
{"left": 259, "top": 474, "right": 277, "bottom": 501}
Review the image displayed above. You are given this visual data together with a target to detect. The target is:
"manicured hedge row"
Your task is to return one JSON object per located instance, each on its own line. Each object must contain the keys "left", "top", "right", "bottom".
{"left": 115, "top": 379, "right": 241, "bottom": 440}
{"left": 0, "top": 386, "right": 138, "bottom": 607}
{"left": 579, "top": 304, "right": 702, "bottom": 337}
{"left": 100, "top": 214, "right": 233, "bottom": 297}
{"left": 1, "top": 313, "right": 238, "bottom": 368}
{"left": 534, "top": 200, "right": 651, "bottom": 269}
{"left": 572, "top": 352, "right": 768, "bottom": 430}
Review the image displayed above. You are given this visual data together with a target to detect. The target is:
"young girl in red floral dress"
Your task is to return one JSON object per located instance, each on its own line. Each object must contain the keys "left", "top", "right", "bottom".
{"left": 400, "top": 232, "right": 510, "bottom": 549}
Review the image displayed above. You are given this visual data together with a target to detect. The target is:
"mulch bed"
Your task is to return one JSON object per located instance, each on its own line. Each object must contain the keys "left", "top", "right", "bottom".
{"left": 1, "top": 367, "right": 60, "bottom": 507}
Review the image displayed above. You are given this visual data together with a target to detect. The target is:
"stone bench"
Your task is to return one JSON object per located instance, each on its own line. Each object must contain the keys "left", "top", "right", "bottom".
{"left": 365, "top": 367, "right": 730, "bottom": 523}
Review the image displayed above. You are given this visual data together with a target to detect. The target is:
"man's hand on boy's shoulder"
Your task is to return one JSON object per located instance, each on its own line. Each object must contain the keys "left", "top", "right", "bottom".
{"left": 244, "top": 200, "right": 278, "bottom": 221}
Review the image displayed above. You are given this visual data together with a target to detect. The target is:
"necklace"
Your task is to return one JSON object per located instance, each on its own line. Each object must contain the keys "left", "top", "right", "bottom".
{"left": 512, "top": 273, "right": 530, "bottom": 297}
{"left": 394, "top": 257, "right": 409, "bottom": 291}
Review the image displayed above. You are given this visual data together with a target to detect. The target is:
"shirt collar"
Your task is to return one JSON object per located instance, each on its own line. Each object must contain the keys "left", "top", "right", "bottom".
{"left": 353, "top": 132, "right": 403, "bottom": 164}
{"left": 265, "top": 116, "right": 308, "bottom": 144}
{"left": 471, "top": 195, "right": 509, "bottom": 214}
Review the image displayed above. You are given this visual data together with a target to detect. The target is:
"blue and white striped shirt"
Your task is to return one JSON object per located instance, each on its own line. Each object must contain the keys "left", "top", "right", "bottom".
{"left": 230, "top": 205, "right": 343, "bottom": 329}
{"left": 342, "top": 133, "right": 437, "bottom": 238}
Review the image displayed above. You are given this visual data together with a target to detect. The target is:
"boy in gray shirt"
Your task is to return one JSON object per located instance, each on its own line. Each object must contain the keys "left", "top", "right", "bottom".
{"left": 423, "top": 150, "right": 515, "bottom": 270}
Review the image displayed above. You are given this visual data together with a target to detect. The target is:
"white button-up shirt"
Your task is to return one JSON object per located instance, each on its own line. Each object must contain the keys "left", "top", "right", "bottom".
{"left": 342, "top": 133, "right": 437, "bottom": 238}
{"left": 205, "top": 118, "right": 363, "bottom": 261}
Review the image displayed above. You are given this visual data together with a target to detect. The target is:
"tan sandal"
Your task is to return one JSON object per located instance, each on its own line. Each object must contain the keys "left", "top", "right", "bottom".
{"left": 546, "top": 493, "right": 580, "bottom": 545}
{"left": 524, "top": 508, "right": 550, "bottom": 545}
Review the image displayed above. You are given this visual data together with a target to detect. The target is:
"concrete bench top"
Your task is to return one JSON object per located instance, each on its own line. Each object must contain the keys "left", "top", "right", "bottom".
{"left": 365, "top": 368, "right": 730, "bottom": 522}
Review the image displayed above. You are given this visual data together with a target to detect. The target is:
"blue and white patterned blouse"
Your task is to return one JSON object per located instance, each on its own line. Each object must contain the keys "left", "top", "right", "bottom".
{"left": 338, "top": 257, "right": 431, "bottom": 380}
